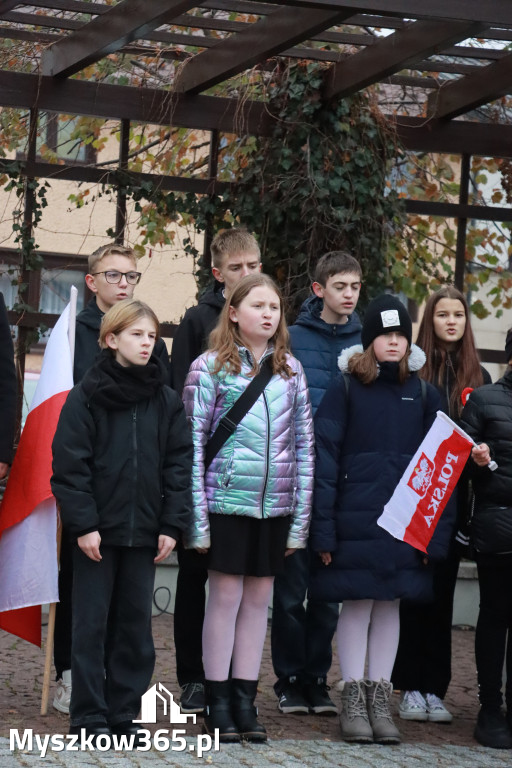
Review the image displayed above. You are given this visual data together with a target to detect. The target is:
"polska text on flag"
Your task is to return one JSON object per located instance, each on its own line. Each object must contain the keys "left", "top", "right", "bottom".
{"left": 377, "top": 411, "right": 473, "bottom": 554}
{"left": 0, "top": 300, "right": 75, "bottom": 645}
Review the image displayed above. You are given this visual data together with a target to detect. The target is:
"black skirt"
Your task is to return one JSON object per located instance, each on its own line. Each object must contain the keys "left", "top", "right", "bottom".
{"left": 205, "top": 514, "right": 291, "bottom": 577}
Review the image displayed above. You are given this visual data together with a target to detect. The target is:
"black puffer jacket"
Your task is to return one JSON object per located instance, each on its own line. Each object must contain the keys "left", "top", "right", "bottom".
{"left": 460, "top": 367, "right": 512, "bottom": 511}
{"left": 74, "top": 298, "right": 171, "bottom": 385}
{"left": 170, "top": 282, "right": 225, "bottom": 396}
{"left": 51, "top": 351, "right": 193, "bottom": 547}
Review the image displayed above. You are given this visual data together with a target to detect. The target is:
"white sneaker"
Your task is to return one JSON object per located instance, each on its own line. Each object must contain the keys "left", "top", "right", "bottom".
{"left": 425, "top": 693, "right": 453, "bottom": 723}
{"left": 53, "top": 669, "right": 72, "bottom": 714}
{"left": 398, "top": 690, "right": 428, "bottom": 721}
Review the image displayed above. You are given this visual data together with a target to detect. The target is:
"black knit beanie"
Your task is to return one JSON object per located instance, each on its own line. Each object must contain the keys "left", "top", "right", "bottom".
{"left": 362, "top": 294, "right": 412, "bottom": 350}
{"left": 505, "top": 328, "right": 512, "bottom": 364}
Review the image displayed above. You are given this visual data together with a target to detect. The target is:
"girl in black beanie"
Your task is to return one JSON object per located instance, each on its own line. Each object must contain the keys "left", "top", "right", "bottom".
{"left": 310, "top": 294, "right": 453, "bottom": 745}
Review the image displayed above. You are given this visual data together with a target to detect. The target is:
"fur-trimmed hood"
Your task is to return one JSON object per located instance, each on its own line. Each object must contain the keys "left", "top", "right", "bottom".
{"left": 337, "top": 343, "right": 426, "bottom": 374}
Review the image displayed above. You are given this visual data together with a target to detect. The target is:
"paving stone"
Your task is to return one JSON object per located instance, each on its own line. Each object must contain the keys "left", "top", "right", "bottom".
{"left": 0, "top": 617, "right": 506, "bottom": 767}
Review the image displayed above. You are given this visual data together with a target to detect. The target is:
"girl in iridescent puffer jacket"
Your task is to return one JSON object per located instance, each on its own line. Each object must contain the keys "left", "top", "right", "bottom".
{"left": 182, "top": 273, "right": 314, "bottom": 744}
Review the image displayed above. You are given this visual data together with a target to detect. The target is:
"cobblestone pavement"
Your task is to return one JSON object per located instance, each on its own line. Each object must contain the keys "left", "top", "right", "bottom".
{"left": 0, "top": 616, "right": 509, "bottom": 767}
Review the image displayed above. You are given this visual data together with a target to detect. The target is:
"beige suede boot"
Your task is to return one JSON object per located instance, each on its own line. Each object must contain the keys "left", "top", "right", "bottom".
{"left": 366, "top": 679, "right": 401, "bottom": 744}
{"left": 339, "top": 680, "right": 373, "bottom": 743}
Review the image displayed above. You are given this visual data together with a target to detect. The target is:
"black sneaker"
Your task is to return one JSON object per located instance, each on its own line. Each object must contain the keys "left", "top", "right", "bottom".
{"left": 275, "top": 676, "right": 309, "bottom": 714}
{"left": 303, "top": 677, "right": 338, "bottom": 716}
{"left": 179, "top": 682, "right": 205, "bottom": 714}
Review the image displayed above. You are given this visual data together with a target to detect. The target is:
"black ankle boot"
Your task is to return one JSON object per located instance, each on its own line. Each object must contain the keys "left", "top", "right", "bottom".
{"left": 474, "top": 706, "right": 512, "bottom": 749}
{"left": 204, "top": 680, "right": 240, "bottom": 743}
{"left": 231, "top": 679, "right": 267, "bottom": 742}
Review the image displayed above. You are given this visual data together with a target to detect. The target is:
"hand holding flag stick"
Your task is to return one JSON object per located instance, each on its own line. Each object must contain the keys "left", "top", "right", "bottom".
{"left": 471, "top": 442, "right": 497, "bottom": 471}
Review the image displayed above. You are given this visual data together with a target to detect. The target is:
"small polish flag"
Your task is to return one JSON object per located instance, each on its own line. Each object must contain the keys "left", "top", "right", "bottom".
{"left": 377, "top": 411, "right": 474, "bottom": 554}
{"left": 0, "top": 291, "right": 76, "bottom": 645}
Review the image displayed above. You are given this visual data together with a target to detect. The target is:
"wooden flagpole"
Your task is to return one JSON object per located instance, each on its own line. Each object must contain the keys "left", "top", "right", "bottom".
{"left": 41, "top": 520, "right": 62, "bottom": 715}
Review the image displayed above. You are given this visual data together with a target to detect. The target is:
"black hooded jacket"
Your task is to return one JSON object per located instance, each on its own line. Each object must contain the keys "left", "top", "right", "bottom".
{"left": 170, "top": 282, "right": 225, "bottom": 396}
{"left": 51, "top": 351, "right": 193, "bottom": 547}
{"left": 74, "top": 297, "right": 171, "bottom": 385}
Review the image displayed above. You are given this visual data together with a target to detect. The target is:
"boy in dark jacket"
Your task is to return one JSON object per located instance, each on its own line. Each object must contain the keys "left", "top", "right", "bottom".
{"left": 171, "top": 228, "right": 262, "bottom": 714}
{"left": 53, "top": 243, "right": 170, "bottom": 715}
{"left": 272, "top": 251, "right": 362, "bottom": 715}
{"left": 74, "top": 244, "right": 170, "bottom": 384}
{"left": 51, "top": 299, "right": 192, "bottom": 743}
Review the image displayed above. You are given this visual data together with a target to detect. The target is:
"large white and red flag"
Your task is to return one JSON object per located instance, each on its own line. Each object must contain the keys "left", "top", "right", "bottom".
{"left": 377, "top": 411, "right": 474, "bottom": 554}
{"left": 0, "top": 291, "right": 76, "bottom": 646}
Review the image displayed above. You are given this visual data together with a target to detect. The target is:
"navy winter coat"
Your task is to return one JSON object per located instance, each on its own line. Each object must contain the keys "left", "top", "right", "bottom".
{"left": 309, "top": 344, "right": 454, "bottom": 604}
{"left": 289, "top": 296, "right": 362, "bottom": 414}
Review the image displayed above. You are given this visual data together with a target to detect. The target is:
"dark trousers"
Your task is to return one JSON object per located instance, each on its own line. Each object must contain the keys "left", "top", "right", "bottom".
{"left": 54, "top": 532, "right": 73, "bottom": 679}
{"left": 392, "top": 548, "right": 460, "bottom": 699}
{"left": 70, "top": 545, "right": 156, "bottom": 727}
{"left": 271, "top": 548, "right": 339, "bottom": 683}
{"left": 475, "top": 557, "right": 512, "bottom": 710}
{"left": 173, "top": 546, "right": 207, "bottom": 687}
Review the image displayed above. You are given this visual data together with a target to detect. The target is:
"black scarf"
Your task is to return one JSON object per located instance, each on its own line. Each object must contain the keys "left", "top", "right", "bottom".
{"left": 81, "top": 349, "right": 165, "bottom": 410}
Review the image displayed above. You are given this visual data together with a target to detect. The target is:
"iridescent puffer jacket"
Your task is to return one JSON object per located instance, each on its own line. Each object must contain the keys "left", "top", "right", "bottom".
{"left": 182, "top": 348, "right": 314, "bottom": 550}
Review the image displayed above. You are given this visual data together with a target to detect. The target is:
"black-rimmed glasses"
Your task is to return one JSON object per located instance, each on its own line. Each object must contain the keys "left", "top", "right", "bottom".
{"left": 92, "top": 270, "right": 142, "bottom": 285}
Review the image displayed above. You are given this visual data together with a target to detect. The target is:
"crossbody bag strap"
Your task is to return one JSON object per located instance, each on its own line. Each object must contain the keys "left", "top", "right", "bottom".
{"left": 204, "top": 355, "right": 274, "bottom": 471}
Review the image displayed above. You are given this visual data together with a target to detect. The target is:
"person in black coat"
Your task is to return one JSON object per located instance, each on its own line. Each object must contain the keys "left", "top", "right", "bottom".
{"left": 0, "top": 292, "right": 16, "bottom": 479}
{"left": 393, "top": 286, "right": 491, "bottom": 725}
{"left": 53, "top": 242, "right": 170, "bottom": 715}
{"left": 51, "top": 299, "right": 192, "bottom": 743}
{"left": 459, "top": 332, "right": 512, "bottom": 750}
{"left": 310, "top": 294, "right": 453, "bottom": 746}
{"left": 170, "top": 228, "right": 261, "bottom": 715}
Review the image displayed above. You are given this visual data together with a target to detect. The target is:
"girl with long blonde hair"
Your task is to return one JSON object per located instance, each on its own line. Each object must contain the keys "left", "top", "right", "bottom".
{"left": 183, "top": 274, "right": 314, "bottom": 743}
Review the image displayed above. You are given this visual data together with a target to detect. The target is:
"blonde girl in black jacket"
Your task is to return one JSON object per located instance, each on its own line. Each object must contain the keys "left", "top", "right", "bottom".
{"left": 52, "top": 299, "right": 192, "bottom": 745}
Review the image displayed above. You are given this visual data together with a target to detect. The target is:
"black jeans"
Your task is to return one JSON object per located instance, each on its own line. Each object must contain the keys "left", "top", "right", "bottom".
{"left": 54, "top": 531, "right": 73, "bottom": 679}
{"left": 173, "top": 546, "right": 207, "bottom": 687}
{"left": 475, "top": 556, "right": 512, "bottom": 710}
{"left": 70, "top": 545, "right": 156, "bottom": 727}
{"left": 392, "top": 548, "right": 460, "bottom": 699}
{"left": 271, "top": 548, "right": 339, "bottom": 684}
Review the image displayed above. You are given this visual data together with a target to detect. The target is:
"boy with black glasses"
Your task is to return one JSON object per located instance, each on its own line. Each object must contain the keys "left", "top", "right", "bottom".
{"left": 73, "top": 244, "right": 170, "bottom": 383}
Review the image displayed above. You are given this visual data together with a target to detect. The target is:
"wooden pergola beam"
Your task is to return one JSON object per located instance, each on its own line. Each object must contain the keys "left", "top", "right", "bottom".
{"left": 261, "top": 0, "right": 512, "bottom": 26}
{"left": 392, "top": 116, "right": 512, "bottom": 159}
{"left": 2, "top": 71, "right": 512, "bottom": 157}
{"left": 40, "top": 0, "right": 198, "bottom": 78}
{"left": 324, "top": 19, "right": 486, "bottom": 100}
{"left": 427, "top": 52, "right": 512, "bottom": 120}
{"left": 0, "top": 0, "right": 22, "bottom": 14}
{"left": 0, "top": 70, "right": 273, "bottom": 135}
{"left": 0, "top": 159, "right": 230, "bottom": 195}
{"left": 173, "top": 7, "right": 355, "bottom": 94}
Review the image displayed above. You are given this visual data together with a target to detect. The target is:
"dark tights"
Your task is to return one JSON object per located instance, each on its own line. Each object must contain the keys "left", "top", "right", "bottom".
{"left": 475, "top": 557, "right": 512, "bottom": 710}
